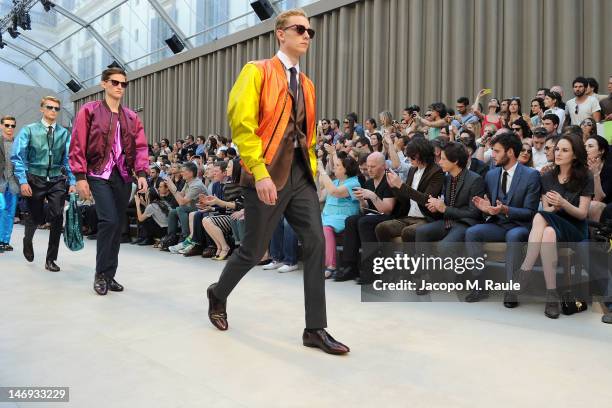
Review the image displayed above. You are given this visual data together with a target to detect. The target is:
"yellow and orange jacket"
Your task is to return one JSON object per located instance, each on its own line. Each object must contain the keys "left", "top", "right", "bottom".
{"left": 227, "top": 56, "right": 317, "bottom": 183}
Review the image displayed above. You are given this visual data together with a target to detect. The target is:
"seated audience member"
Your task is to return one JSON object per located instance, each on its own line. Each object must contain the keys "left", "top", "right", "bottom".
{"left": 514, "top": 134, "right": 593, "bottom": 319}
{"left": 540, "top": 134, "right": 560, "bottom": 174}
{"left": 158, "top": 180, "right": 178, "bottom": 208}
{"left": 585, "top": 135, "right": 612, "bottom": 221}
{"left": 334, "top": 152, "right": 396, "bottom": 284}
{"left": 458, "top": 129, "right": 489, "bottom": 177}
{"left": 357, "top": 153, "right": 369, "bottom": 186}
{"left": 376, "top": 137, "right": 444, "bottom": 242}
{"left": 510, "top": 117, "right": 532, "bottom": 141}
{"left": 161, "top": 162, "right": 206, "bottom": 247}
{"left": 134, "top": 188, "right": 170, "bottom": 245}
{"left": 149, "top": 165, "right": 162, "bottom": 189}
{"left": 173, "top": 161, "right": 227, "bottom": 255}
{"left": 169, "top": 162, "right": 185, "bottom": 192}
{"left": 518, "top": 141, "right": 534, "bottom": 167}
{"left": 262, "top": 217, "right": 299, "bottom": 273}
{"left": 318, "top": 156, "right": 361, "bottom": 279}
{"left": 531, "top": 127, "right": 548, "bottom": 170}
{"left": 579, "top": 118, "right": 597, "bottom": 142}
{"left": 414, "top": 142, "right": 485, "bottom": 243}
{"left": 418, "top": 102, "right": 449, "bottom": 140}
{"left": 465, "top": 132, "right": 541, "bottom": 304}
{"left": 543, "top": 91, "right": 565, "bottom": 133}
{"left": 530, "top": 97, "right": 545, "bottom": 127}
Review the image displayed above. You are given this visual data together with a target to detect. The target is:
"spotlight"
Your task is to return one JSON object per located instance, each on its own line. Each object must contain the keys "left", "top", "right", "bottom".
{"left": 7, "top": 27, "right": 20, "bottom": 39}
{"left": 40, "top": 0, "right": 56, "bottom": 12}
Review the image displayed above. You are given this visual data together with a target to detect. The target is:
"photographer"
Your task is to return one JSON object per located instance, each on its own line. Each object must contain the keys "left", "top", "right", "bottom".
{"left": 134, "top": 188, "right": 170, "bottom": 245}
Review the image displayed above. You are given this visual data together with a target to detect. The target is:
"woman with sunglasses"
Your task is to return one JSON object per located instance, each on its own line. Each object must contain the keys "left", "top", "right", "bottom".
{"left": 580, "top": 118, "right": 596, "bottom": 142}
{"left": 585, "top": 135, "right": 612, "bottom": 222}
{"left": 11, "top": 96, "right": 76, "bottom": 271}
{"left": 518, "top": 141, "right": 534, "bottom": 168}
{"left": 70, "top": 67, "right": 149, "bottom": 296}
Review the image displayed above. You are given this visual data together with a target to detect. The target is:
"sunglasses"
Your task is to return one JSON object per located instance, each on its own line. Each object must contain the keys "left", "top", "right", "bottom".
{"left": 44, "top": 105, "right": 61, "bottom": 112}
{"left": 343, "top": 120, "right": 349, "bottom": 124}
{"left": 106, "top": 79, "right": 128, "bottom": 89}
{"left": 282, "top": 24, "right": 315, "bottom": 39}
{"left": 575, "top": 105, "right": 579, "bottom": 115}
{"left": 3, "top": 123, "right": 16, "bottom": 128}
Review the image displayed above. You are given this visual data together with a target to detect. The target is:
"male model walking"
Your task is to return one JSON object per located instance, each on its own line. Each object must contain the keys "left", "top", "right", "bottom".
{"left": 70, "top": 67, "right": 149, "bottom": 295}
{"left": 0, "top": 116, "right": 19, "bottom": 252}
{"left": 11, "top": 97, "right": 76, "bottom": 270}
{"left": 207, "top": 9, "right": 349, "bottom": 355}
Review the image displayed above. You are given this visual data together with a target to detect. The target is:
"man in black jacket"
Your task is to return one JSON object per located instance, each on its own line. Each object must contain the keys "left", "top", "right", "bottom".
{"left": 376, "top": 137, "right": 444, "bottom": 242}
{"left": 415, "top": 142, "right": 485, "bottom": 242}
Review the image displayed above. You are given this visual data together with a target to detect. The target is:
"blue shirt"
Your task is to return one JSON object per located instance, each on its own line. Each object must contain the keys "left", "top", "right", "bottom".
{"left": 321, "top": 176, "right": 361, "bottom": 233}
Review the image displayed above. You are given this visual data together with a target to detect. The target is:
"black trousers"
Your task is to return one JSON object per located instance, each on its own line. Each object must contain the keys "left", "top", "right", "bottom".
{"left": 342, "top": 213, "right": 391, "bottom": 266}
{"left": 214, "top": 151, "right": 327, "bottom": 329}
{"left": 88, "top": 169, "right": 132, "bottom": 280}
{"left": 141, "top": 217, "right": 167, "bottom": 240}
{"left": 24, "top": 174, "right": 66, "bottom": 262}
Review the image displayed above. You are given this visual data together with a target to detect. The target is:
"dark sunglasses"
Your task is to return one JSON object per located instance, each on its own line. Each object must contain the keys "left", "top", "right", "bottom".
{"left": 343, "top": 120, "right": 349, "bottom": 124}
{"left": 575, "top": 105, "right": 579, "bottom": 115}
{"left": 282, "top": 24, "right": 315, "bottom": 39}
{"left": 45, "top": 105, "right": 61, "bottom": 112}
{"left": 3, "top": 123, "right": 16, "bottom": 128}
{"left": 106, "top": 79, "right": 128, "bottom": 89}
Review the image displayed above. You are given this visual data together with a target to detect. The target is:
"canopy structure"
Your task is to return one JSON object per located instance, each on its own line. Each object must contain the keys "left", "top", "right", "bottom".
{"left": 0, "top": 0, "right": 312, "bottom": 120}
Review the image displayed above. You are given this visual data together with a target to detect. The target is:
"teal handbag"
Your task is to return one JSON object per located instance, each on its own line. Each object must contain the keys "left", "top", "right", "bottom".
{"left": 63, "top": 193, "right": 84, "bottom": 251}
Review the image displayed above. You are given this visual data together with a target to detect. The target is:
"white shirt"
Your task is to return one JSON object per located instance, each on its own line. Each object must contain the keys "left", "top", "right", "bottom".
{"left": 565, "top": 96, "right": 601, "bottom": 125}
{"left": 276, "top": 50, "right": 300, "bottom": 93}
{"left": 499, "top": 161, "right": 518, "bottom": 195}
{"left": 41, "top": 119, "right": 56, "bottom": 132}
{"left": 407, "top": 166, "right": 426, "bottom": 218}
{"left": 532, "top": 146, "right": 548, "bottom": 170}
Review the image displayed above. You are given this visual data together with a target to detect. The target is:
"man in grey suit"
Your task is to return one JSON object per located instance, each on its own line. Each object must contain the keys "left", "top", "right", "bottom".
{"left": 415, "top": 141, "right": 485, "bottom": 243}
{"left": 465, "top": 132, "right": 541, "bottom": 305}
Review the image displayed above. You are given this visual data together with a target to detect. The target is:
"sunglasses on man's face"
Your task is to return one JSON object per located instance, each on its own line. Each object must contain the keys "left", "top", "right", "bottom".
{"left": 282, "top": 24, "right": 315, "bottom": 39}
{"left": 3, "top": 123, "right": 16, "bottom": 129}
{"left": 45, "top": 105, "right": 61, "bottom": 112}
{"left": 106, "top": 79, "right": 128, "bottom": 89}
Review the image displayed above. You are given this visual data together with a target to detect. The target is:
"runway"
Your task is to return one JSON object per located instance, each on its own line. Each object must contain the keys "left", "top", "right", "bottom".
{"left": 0, "top": 225, "right": 609, "bottom": 408}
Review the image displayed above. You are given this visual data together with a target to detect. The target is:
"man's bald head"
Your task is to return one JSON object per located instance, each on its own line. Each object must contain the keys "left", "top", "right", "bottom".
{"left": 366, "top": 152, "right": 386, "bottom": 179}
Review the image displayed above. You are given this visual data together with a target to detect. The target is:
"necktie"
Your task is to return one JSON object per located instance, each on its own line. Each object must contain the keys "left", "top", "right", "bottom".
{"left": 47, "top": 126, "right": 54, "bottom": 155}
{"left": 501, "top": 171, "right": 508, "bottom": 195}
{"left": 289, "top": 67, "right": 298, "bottom": 97}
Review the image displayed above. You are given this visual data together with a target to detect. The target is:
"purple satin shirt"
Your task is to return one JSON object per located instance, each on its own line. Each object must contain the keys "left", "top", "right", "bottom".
{"left": 87, "top": 121, "right": 129, "bottom": 182}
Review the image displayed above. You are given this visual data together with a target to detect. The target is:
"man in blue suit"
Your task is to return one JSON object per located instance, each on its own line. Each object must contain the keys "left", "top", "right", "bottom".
{"left": 464, "top": 132, "right": 541, "bottom": 306}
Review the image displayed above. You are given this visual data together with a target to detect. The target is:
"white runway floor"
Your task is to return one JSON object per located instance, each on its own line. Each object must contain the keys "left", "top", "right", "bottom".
{"left": 1, "top": 225, "right": 610, "bottom": 408}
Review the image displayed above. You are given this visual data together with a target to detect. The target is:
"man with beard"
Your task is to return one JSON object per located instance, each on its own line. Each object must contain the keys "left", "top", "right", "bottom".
{"left": 565, "top": 76, "right": 601, "bottom": 126}
{"left": 464, "top": 132, "right": 541, "bottom": 305}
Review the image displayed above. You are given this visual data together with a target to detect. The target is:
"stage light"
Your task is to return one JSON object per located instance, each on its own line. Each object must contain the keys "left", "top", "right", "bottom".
{"left": 40, "top": 0, "right": 56, "bottom": 12}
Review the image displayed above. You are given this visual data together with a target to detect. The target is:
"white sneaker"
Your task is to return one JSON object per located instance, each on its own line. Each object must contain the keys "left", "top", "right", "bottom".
{"left": 278, "top": 264, "right": 298, "bottom": 273}
{"left": 179, "top": 243, "right": 195, "bottom": 254}
{"left": 263, "top": 260, "right": 284, "bottom": 270}
{"left": 169, "top": 241, "right": 186, "bottom": 254}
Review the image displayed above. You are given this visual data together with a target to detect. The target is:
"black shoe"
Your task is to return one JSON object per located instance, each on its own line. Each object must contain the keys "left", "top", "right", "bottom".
{"left": 131, "top": 237, "right": 145, "bottom": 245}
{"left": 465, "top": 289, "right": 490, "bottom": 303}
{"left": 0, "top": 243, "right": 13, "bottom": 251}
{"left": 137, "top": 239, "right": 154, "bottom": 246}
{"left": 109, "top": 279, "right": 124, "bottom": 292}
{"left": 334, "top": 266, "right": 357, "bottom": 282}
{"left": 23, "top": 237, "right": 34, "bottom": 262}
{"left": 94, "top": 274, "right": 108, "bottom": 295}
{"left": 207, "top": 283, "right": 228, "bottom": 331}
{"left": 120, "top": 235, "right": 132, "bottom": 244}
{"left": 45, "top": 260, "right": 60, "bottom": 272}
{"left": 302, "top": 329, "right": 350, "bottom": 355}
{"left": 356, "top": 277, "right": 374, "bottom": 285}
{"left": 544, "top": 290, "right": 560, "bottom": 319}
{"left": 503, "top": 292, "right": 519, "bottom": 308}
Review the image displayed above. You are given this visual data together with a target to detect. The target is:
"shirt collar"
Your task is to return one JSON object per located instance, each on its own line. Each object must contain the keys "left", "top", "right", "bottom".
{"left": 276, "top": 50, "right": 300, "bottom": 76}
{"left": 41, "top": 119, "right": 56, "bottom": 130}
{"left": 504, "top": 161, "right": 518, "bottom": 177}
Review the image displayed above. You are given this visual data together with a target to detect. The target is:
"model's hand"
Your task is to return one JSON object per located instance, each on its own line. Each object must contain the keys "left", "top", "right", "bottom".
{"left": 20, "top": 183, "right": 32, "bottom": 197}
{"left": 256, "top": 177, "right": 277, "bottom": 206}
{"left": 76, "top": 180, "right": 91, "bottom": 201}
{"left": 137, "top": 177, "right": 148, "bottom": 193}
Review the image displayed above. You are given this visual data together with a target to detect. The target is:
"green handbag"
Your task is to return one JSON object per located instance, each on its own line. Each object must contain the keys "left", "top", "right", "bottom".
{"left": 63, "top": 193, "right": 84, "bottom": 251}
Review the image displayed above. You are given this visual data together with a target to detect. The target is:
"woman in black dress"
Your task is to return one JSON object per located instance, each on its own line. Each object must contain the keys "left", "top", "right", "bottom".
{"left": 514, "top": 134, "right": 593, "bottom": 319}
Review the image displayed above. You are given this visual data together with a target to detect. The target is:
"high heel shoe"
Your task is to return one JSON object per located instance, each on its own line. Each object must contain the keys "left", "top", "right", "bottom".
{"left": 213, "top": 247, "right": 231, "bottom": 261}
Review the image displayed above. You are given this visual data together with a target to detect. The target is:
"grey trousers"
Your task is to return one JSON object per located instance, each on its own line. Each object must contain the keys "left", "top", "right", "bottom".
{"left": 213, "top": 153, "right": 327, "bottom": 329}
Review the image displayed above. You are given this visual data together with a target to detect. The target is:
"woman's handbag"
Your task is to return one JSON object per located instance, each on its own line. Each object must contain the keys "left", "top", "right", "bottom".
{"left": 63, "top": 193, "right": 84, "bottom": 251}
